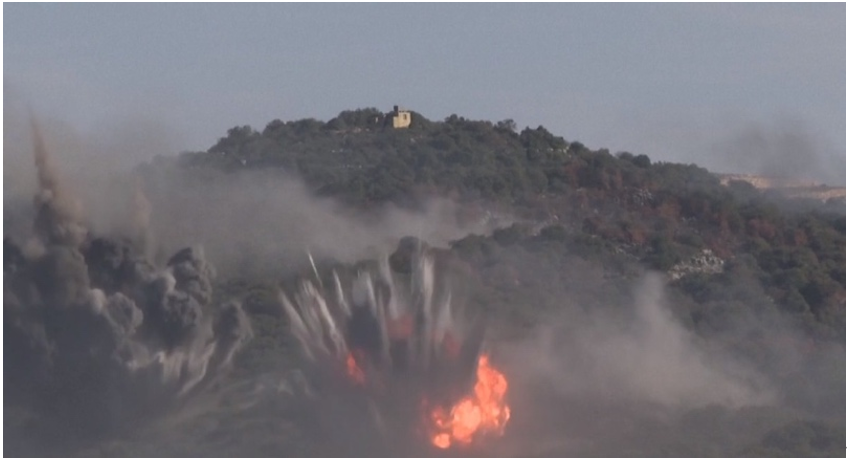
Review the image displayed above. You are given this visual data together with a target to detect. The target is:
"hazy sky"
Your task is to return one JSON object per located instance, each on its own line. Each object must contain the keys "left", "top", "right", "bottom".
{"left": 4, "top": 3, "right": 845, "bottom": 184}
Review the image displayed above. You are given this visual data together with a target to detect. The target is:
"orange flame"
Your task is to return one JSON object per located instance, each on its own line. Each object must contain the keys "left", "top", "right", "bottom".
{"left": 345, "top": 352, "right": 365, "bottom": 385}
{"left": 428, "top": 355, "right": 511, "bottom": 449}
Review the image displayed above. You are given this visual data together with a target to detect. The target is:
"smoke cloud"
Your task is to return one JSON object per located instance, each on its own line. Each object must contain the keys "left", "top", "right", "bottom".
{"left": 4, "top": 120, "right": 253, "bottom": 455}
{"left": 3, "top": 94, "right": 185, "bottom": 255}
{"left": 3, "top": 115, "right": 506, "bottom": 456}
{"left": 502, "top": 273, "right": 773, "bottom": 409}
{"left": 136, "top": 165, "right": 506, "bottom": 278}
{"left": 709, "top": 118, "right": 846, "bottom": 186}
{"left": 486, "top": 268, "right": 844, "bottom": 457}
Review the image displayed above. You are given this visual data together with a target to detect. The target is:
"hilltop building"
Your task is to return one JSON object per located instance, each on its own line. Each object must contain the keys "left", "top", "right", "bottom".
{"left": 391, "top": 105, "right": 411, "bottom": 129}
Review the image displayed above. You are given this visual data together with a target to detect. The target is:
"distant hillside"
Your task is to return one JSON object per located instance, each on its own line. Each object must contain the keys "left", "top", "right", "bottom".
{"left": 142, "top": 107, "right": 843, "bottom": 342}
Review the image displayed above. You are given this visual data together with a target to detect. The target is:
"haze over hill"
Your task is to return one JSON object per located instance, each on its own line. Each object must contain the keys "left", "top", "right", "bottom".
{"left": 4, "top": 105, "right": 844, "bottom": 457}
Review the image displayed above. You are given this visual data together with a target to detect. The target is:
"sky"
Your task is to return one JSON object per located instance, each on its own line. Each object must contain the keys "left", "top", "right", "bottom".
{"left": 4, "top": 3, "right": 845, "bottom": 185}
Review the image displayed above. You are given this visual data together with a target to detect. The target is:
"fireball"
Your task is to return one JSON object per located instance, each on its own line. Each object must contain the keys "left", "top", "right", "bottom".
{"left": 427, "top": 354, "right": 511, "bottom": 449}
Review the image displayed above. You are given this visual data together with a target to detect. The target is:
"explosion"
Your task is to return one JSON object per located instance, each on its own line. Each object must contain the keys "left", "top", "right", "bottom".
{"left": 278, "top": 237, "right": 512, "bottom": 452}
{"left": 427, "top": 354, "right": 511, "bottom": 449}
{"left": 6, "top": 120, "right": 511, "bottom": 456}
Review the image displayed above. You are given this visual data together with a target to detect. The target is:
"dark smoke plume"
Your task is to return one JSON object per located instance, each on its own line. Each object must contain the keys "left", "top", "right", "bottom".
{"left": 711, "top": 119, "right": 845, "bottom": 186}
{"left": 4, "top": 121, "right": 253, "bottom": 455}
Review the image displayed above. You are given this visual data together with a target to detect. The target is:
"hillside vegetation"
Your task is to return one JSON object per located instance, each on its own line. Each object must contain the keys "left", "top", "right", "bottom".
{"left": 6, "top": 107, "right": 844, "bottom": 457}
{"left": 157, "top": 108, "right": 844, "bottom": 343}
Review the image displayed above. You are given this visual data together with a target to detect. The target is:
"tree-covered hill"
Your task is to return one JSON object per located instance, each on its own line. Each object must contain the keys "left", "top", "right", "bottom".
{"left": 5, "top": 107, "right": 843, "bottom": 457}
{"left": 148, "top": 108, "right": 844, "bottom": 343}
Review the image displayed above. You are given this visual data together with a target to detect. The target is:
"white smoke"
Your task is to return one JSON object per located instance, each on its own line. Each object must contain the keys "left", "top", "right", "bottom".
{"left": 138, "top": 168, "right": 507, "bottom": 277}
{"left": 503, "top": 273, "right": 774, "bottom": 409}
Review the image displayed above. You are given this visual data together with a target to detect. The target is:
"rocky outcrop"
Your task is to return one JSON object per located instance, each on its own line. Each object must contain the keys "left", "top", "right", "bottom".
{"left": 668, "top": 249, "right": 725, "bottom": 281}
